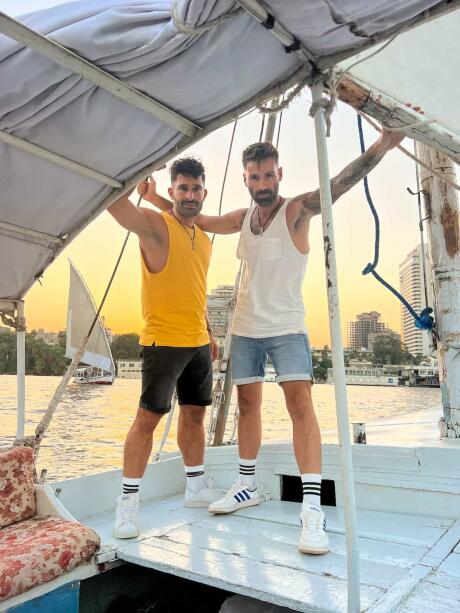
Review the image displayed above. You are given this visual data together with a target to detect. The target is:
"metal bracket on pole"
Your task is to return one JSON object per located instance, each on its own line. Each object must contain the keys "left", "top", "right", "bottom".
{"left": 310, "top": 81, "right": 361, "bottom": 612}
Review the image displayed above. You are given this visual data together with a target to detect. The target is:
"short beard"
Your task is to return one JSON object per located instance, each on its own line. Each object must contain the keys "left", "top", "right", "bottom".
{"left": 175, "top": 200, "right": 202, "bottom": 218}
{"left": 252, "top": 188, "right": 278, "bottom": 207}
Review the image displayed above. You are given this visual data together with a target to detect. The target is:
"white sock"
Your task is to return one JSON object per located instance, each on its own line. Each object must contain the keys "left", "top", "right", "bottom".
{"left": 185, "top": 464, "right": 206, "bottom": 492}
{"left": 122, "top": 476, "right": 141, "bottom": 496}
{"left": 301, "top": 473, "right": 322, "bottom": 512}
{"left": 239, "top": 457, "right": 257, "bottom": 489}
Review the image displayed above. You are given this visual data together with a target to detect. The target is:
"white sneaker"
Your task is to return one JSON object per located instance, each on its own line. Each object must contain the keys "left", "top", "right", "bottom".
{"left": 185, "top": 477, "right": 220, "bottom": 508}
{"left": 298, "top": 504, "right": 330, "bottom": 555}
{"left": 208, "top": 481, "right": 263, "bottom": 514}
{"left": 113, "top": 493, "right": 140, "bottom": 539}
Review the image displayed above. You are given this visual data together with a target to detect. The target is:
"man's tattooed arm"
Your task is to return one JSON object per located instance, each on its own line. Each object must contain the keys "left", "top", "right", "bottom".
{"left": 297, "top": 129, "right": 405, "bottom": 217}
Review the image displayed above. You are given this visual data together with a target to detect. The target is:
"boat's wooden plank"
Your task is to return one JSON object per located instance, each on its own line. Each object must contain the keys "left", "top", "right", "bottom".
{"left": 362, "top": 517, "right": 460, "bottom": 612}
{"left": 395, "top": 570, "right": 460, "bottom": 613}
{"left": 85, "top": 495, "right": 207, "bottom": 549}
{"left": 234, "top": 501, "right": 451, "bottom": 547}
{"left": 191, "top": 515, "right": 428, "bottom": 569}
{"left": 437, "top": 552, "right": 460, "bottom": 578}
{"left": 368, "top": 565, "right": 431, "bottom": 613}
{"left": 154, "top": 523, "right": 405, "bottom": 589}
{"left": 420, "top": 518, "right": 460, "bottom": 569}
{"left": 117, "top": 538, "right": 384, "bottom": 613}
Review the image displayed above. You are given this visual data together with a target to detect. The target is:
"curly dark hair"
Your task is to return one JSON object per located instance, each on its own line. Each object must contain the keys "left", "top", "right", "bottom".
{"left": 170, "top": 157, "right": 205, "bottom": 182}
{"left": 242, "top": 142, "right": 279, "bottom": 167}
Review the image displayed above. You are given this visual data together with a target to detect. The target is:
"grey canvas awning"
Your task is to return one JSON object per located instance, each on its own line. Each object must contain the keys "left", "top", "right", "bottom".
{"left": 1, "top": 0, "right": 459, "bottom": 301}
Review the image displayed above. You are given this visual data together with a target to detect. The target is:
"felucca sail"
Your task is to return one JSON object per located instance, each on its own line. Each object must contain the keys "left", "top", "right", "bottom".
{"left": 65, "top": 261, "right": 115, "bottom": 378}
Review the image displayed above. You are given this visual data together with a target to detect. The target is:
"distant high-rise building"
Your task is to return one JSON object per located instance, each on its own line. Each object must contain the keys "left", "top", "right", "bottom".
{"left": 399, "top": 244, "right": 434, "bottom": 356}
{"left": 347, "top": 311, "right": 388, "bottom": 350}
{"left": 207, "top": 285, "right": 234, "bottom": 338}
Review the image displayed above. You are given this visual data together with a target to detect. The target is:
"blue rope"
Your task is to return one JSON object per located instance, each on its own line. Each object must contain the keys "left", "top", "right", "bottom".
{"left": 357, "top": 114, "right": 434, "bottom": 331}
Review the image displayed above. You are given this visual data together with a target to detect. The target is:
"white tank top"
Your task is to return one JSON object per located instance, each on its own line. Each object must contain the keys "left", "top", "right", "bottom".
{"left": 232, "top": 198, "right": 308, "bottom": 338}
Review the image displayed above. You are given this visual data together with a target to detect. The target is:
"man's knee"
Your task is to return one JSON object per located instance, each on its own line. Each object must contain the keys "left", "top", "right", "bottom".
{"left": 237, "top": 387, "right": 259, "bottom": 416}
{"left": 133, "top": 407, "right": 163, "bottom": 434}
{"left": 283, "top": 385, "right": 315, "bottom": 421}
{"left": 289, "top": 401, "right": 316, "bottom": 425}
{"left": 180, "top": 405, "right": 206, "bottom": 427}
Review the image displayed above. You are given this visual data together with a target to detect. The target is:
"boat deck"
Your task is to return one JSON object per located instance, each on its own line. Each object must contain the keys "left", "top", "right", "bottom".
{"left": 84, "top": 494, "right": 460, "bottom": 612}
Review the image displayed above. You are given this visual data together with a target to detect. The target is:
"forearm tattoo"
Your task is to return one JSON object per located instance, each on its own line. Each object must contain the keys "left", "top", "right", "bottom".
{"left": 301, "top": 146, "right": 387, "bottom": 215}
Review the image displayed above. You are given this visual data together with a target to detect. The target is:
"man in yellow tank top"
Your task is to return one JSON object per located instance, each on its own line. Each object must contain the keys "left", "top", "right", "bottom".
{"left": 108, "top": 158, "right": 219, "bottom": 539}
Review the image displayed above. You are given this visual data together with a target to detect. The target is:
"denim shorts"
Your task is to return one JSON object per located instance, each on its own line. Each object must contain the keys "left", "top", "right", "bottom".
{"left": 231, "top": 333, "right": 313, "bottom": 385}
{"left": 139, "top": 344, "right": 213, "bottom": 413}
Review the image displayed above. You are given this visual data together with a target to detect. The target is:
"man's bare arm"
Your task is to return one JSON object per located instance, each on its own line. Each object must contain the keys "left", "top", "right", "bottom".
{"left": 195, "top": 209, "right": 247, "bottom": 234}
{"left": 296, "top": 129, "right": 405, "bottom": 217}
{"left": 107, "top": 192, "right": 162, "bottom": 237}
{"left": 138, "top": 176, "right": 247, "bottom": 234}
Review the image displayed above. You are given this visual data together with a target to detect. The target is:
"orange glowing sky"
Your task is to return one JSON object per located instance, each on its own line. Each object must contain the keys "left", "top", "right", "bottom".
{"left": 23, "top": 94, "right": 424, "bottom": 348}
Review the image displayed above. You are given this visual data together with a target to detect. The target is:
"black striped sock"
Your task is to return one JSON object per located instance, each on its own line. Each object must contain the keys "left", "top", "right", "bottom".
{"left": 301, "top": 473, "right": 321, "bottom": 509}
{"left": 239, "top": 458, "right": 256, "bottom": 487}
{"left": 185, "top": 464, "right": 206, "bottom": 492}
{"left": 122, "top": 477, "right": 141, "bottom": 496}
{"left": 186, "top": 469, "right": 205, "bottom": 478}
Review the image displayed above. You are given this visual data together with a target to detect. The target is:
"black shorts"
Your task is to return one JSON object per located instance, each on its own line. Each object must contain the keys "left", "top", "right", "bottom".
{"left": 139, "top": 344, "right": 213, "bottom": 414}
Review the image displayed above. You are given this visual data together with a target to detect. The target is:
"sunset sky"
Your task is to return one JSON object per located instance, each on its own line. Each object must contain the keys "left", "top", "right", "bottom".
{"left": 8, "top": 1, "right": 427, "bottom": 348}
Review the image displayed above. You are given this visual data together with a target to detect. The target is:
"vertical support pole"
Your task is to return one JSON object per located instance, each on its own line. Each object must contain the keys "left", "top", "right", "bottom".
{"left": 16, "top": 300, "right": 26, "bottom": 439}
{"left": 212, "top": 265, "right": 242, "bottom": 446}
{"left": 311, "top": 82, "right": 360, "bottom": 612}
{"left": 416, "top": 143, "right": 460, "bottom": 437}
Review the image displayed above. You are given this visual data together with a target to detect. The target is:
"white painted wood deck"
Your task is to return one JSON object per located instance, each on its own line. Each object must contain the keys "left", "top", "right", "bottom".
{"left": 83, "top": 495, "right": 460, "bottom": 613}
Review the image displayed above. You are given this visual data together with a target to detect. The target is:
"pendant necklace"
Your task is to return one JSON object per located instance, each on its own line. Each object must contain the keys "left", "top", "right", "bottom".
{"left": 171, "top": 209, "right": 196, "bottom": 250}
{"left": 256, "top": 200, "right": 282, "bottom": 236}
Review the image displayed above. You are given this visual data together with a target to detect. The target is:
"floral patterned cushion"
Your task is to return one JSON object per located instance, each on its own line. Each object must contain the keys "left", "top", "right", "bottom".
{"left": 0, "top": 447, "right": 35, "bottom": 529}
{"left": 0, "top": 515, "right": 100, "bottom": 602}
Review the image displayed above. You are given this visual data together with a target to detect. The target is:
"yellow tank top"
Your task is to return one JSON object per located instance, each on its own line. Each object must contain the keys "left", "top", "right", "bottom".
{"left": 139, "top": 212, "right": 212, "bottom": 347}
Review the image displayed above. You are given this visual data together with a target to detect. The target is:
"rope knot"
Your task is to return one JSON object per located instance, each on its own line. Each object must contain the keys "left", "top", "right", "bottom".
{"left": 415, "top": 307, "right": 434, "bottom": 331}
{"left": 362, "top": 263, "right": 374, "bottom": 275}
{"left": 309, "top": 93, "right": 336, "bottom": 136}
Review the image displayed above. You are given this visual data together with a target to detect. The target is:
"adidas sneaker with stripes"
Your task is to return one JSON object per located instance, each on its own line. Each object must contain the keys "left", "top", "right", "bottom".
{"left": 299, "top": 503, "right": 330, "bottom": 554}
{"left": 208, "top": 481, "right": 263, "bottom": 514}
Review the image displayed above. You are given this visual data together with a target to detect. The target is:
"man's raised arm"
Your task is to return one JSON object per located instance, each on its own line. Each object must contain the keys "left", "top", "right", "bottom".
{"left": 295, "top": 129, "right": 405, "bottom": 217}
{"left": 139, "top": 175, "right": 247, "bottom": 235}
{"left": 108, "top": 190, "right": 162, "bottom": 237}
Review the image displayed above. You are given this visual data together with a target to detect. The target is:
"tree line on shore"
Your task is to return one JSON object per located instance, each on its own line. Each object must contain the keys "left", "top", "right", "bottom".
{"left": 0, "top": 331, "right": 141, "bottom": 376}
{"left": 0, "top": 330, "right": 423, "bottom": 378}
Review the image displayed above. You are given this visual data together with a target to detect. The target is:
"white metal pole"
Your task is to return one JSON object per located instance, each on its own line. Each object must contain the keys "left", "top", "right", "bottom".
{"left": 16, "top": 300, "right": 26, "bottom": 440}
{"left": 311, "top": 82, "right": 360, "bottom": 612}
{"left": 0, "top": 130, "right": 122, "bottom": 188}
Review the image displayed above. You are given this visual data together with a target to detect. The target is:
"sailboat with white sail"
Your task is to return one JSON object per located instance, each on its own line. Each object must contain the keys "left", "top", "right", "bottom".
{"left": 65, "top": 261, "right": 115, "bottom": 385}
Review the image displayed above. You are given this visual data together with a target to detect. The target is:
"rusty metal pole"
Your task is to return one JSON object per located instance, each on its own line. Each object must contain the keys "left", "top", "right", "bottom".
{"left": 416, "top": 144, "right": 460, "bottom": 438}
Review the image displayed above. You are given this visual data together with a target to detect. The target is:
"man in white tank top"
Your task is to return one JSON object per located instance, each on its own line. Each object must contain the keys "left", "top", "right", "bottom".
{"left": 142, "top": 128, "right": 404, "bottom": 555}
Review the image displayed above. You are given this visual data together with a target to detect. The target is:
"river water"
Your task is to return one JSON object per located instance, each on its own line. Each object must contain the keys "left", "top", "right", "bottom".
{"left": 0, "top": 375, "right": 440, "bottom": 481}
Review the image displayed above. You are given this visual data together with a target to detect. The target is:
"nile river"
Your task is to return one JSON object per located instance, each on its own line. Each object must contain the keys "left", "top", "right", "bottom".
{"left": 0, "top": 375, "right": 441, "bottom": 481}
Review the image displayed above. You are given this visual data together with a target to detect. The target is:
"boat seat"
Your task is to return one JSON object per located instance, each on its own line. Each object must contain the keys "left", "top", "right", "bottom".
{"left": 0, "top": 447, "right": 99, "bottom": 602}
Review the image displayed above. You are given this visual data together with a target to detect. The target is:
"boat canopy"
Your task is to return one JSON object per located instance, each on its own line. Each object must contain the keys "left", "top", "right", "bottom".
{"left": 1, "top": 0, "right": 459, "bottom": 303}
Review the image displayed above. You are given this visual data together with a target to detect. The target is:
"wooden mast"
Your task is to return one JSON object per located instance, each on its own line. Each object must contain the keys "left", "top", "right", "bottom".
{"left": 416, "top": 144, "right": 460, "bottom": 438}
